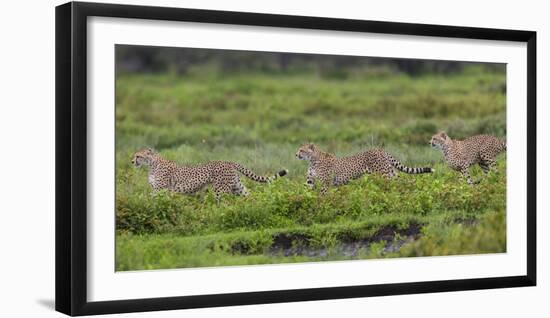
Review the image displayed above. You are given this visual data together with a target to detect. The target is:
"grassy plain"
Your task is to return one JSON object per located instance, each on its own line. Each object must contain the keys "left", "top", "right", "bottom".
{"left": 115, "top": 66, "right": 506, "bottom": 270}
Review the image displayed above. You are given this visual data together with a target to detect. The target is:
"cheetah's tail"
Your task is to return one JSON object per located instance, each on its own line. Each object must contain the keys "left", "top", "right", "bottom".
{"left": 235, "top": 164, "right": 288, "bottom": 183}
{"left": 387, "top": 154, "right": 434, "bottom": 174}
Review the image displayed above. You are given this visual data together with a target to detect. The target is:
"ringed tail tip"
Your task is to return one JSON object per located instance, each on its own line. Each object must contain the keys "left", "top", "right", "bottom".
{"left": 278, "top": 169, "right": 288, "bottom": 177}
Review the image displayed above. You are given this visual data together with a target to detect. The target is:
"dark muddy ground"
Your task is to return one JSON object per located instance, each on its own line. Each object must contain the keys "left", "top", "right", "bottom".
{"left": 266, "top": 224, "right": 422, "bottom": 258}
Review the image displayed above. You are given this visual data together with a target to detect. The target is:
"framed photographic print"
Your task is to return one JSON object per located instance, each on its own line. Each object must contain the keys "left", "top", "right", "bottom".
{"left": 55, "top": 1, "right": 536, "bottom": 316}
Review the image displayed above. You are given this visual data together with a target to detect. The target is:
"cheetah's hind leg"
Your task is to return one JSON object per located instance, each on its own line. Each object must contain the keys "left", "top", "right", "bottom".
{"left": 474, "top": 158, "right": 498, "bottom": 184}
{"left": 212, "top": 183, "right": 233, "bottom": 204}
{"left": 380, "top": 166, "right": 397, "bottom": 180}
{"left": 479, "top": 158, "right": 497, "bottom": 175}
{"left": 386, "top": 169, "right": 398, "bottom": 179}
{"left": 232, "top": 181, "right": 250, "bottom": 197}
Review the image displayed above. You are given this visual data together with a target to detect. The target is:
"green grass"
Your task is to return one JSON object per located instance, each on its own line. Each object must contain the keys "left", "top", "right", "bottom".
{"left": 115, "top": 67, "right": 506, "bottom": 271}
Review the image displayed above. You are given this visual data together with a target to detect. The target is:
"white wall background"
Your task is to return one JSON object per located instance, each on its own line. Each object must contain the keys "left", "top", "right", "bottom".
{"left": 0, "top": 0, "right": 546, "bottom": 317}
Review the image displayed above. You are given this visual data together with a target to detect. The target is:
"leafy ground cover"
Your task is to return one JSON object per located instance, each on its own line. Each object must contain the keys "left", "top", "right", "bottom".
{"left": 115, "top": 66, "right": 506, "bottom": 270}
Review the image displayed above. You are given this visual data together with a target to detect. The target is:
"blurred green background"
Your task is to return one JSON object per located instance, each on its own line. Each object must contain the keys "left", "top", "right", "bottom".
{"left": 115, "top": 45, "right": 506, "bottom": 270}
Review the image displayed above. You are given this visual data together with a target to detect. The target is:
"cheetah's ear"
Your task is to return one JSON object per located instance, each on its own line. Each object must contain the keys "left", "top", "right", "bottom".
{"left": 146, "top": 147, "right": 156, "bottom": 154}
{"left": 307, "top": 143, "right": 316, "bottom": 150}
{"left": 440, "top": 132, "right": 448, "bottom": 139}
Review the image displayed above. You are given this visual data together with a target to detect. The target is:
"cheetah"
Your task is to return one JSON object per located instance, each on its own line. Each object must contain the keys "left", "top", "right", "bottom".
{"left": 429, "top": 132, "right": 506, "bottom": 184}
{"left": 295, "top": 143, "right": 433, "bottom": 194}
{"left": 132, "top": 148, "right": 287, "bottom": 201}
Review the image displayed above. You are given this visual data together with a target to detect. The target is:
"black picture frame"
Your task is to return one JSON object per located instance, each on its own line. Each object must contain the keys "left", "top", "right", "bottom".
{"left": 55, "top": 1, "right": 537, "bottom": 316}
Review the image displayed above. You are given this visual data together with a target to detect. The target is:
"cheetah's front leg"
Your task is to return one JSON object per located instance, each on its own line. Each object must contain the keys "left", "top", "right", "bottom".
{"left": 320, "top": 181, "right": 330, "bottom": 195}
{"left": 318, "top": 173, "right": 332, "bottom": 196}
{"left": 460, "top": 167, "right": 479, "bottom": 185}
{"left": 149, "top": 172, "right": 172, "bottom": 193}
{"left": 305, "top": 166, "right": 315, "bottom": 189}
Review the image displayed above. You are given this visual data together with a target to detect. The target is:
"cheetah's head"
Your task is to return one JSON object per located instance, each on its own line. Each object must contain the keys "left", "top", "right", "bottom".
{"left": 296, "top": 143, "right": 318, "bottom": 161}
{"left": 132, "top": 148, "right": 156, "bottom": 167}
{"left": 430, "top": 132, "right": 451, "bottom": 149}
